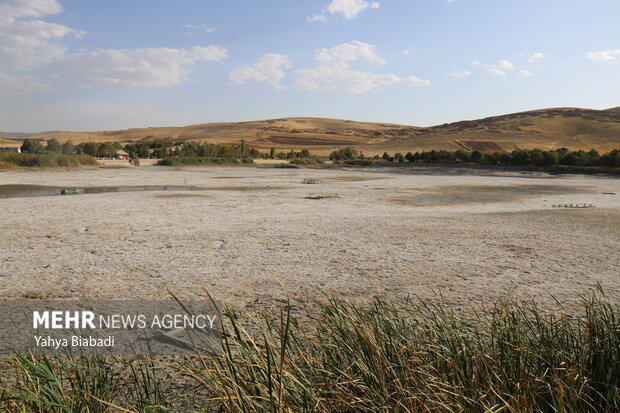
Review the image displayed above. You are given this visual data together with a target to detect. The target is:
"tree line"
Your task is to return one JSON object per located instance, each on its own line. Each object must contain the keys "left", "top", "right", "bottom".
{"left": 332, "top": 147, "right": 620, "bottom": 168}
{"left": 20, "top": 138, "right": 319, "bottom": 161}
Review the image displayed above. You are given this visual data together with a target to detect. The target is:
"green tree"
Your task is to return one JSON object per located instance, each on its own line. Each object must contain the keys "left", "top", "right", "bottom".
{"left": 46, "top": 138, "right": 62, "bottom": 154}
{"left": 20, "top": 138, "right": 44, "bottom": 154}
{"left": 97, "top": 143, "right": 117, "bottom": 157}
{"left": 470, "top": 150, "right": 483, "bottom": 163}
{"left": 82, "top": 142, "right": 100, "bottom": 157}
{"left": 61, "top": 140, "right": 75, "bottom": 155}
{"left": 270, "top": 147, "right": 276, "bottom": 159}
{"left": 454, "top": 150, "right": 470, "bottom": 163}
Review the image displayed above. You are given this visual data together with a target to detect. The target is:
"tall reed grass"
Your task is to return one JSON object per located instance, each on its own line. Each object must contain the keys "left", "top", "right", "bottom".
{"left": 0, "top": 152, "right": 98, "bottom": 168}
{"left": 2, "top": 292, "right": 618, "bottom": 412}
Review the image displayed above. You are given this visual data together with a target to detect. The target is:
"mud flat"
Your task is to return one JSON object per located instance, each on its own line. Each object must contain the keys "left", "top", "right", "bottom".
{"left": 0, "top": 166, "right": 618, "bottom": 315}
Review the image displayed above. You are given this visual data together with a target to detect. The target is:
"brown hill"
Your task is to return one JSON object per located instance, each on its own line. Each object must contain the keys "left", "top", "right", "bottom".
{"left": 5, "top": 107, "right": 619, "bottom": 155}
{"left": 374, "top": 107, "right": 620, "bottom": 154}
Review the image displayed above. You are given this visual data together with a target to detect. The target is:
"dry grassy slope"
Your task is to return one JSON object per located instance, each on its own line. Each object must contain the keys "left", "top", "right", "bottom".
{"left": 370, "top": 107, "right": 620, "bottom": 155}
{"left": 9, "top": 107, "right": 620, "bottom": 155}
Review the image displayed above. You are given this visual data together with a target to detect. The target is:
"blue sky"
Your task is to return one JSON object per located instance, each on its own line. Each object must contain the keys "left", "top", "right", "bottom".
{"left": 0, "top": 0, "right": 618, "bottom": 132}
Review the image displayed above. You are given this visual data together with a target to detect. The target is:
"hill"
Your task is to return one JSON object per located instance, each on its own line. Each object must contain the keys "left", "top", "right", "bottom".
{"left": 3, "top": 107, "right": 619, "bottom": 155}
{"left": 374, "top": 107, "right": 620, "bottom": 154}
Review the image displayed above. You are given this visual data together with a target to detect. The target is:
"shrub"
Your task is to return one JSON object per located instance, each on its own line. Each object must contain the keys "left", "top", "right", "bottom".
{"left": 290, "top": 158, "right": 324, "bottom": 165}
{"left": 0, "top": 152, "right": 98, "bottom": 168}
{"left": 343, "top": 159, "right": 376, "bottom": 165}
{"left": 156, "top": 157, "right": 253, "bottom": 166}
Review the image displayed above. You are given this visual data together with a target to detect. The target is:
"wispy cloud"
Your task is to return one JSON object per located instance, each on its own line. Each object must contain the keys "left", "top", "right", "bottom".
{"left": 0, "top": 72, "right": 54, "bottom": 94}
{"left": 528, "top": 52, "right": 544, "bottom": 63}
{"left": 497, "top": 60, "right": 514, "bottom": 70}
{"left": 181, "top": 24, "right": 215, "bottom": 36}
{"left": 0, "top": 0, "right": 227, "bottom": 91}
{"left": 61, "top": 46, "right": 227, "bottom": 87}
{"left": 296, "top": 64, "right": 428, "bottom": 93}
{"left": 0, "top": 0, "right": 84, "bottom": 71}
{"left": 446, "top": 69, "right": 472, "bottom": 78}
{"left": 316, "top": 40, "right": 385, "bottom": 65}
{"left": 296, "top": 41, "right": 429, "bottom": 93}
{"left": 307, "top": 14, "right": 328, "bottom": 23}
{"left": 473, "top": 59, "right": 515, "bottom": 76}
{"left": 326, "top": 0, "right": 380, "bottom": 20}
{"left": 587, "top": 49, "right": 620, "bottom": 63}
{"left": 229, "top": 54, "right": 292, "bottom": 90}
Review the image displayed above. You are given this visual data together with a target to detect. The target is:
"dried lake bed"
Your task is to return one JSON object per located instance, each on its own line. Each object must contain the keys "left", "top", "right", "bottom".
{"left": 0, "top": 165, "right": 618, "bottom": 315}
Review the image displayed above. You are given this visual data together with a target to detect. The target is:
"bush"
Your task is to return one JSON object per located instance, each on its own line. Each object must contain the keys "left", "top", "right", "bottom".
{"left": 330, "top": 147, "right": 359, "bottom": 161}
{"left": 343, "top": 159, "right": 376, "bottom": 165}
{"left": 0, "top": 152, "right": 98, "bottom": 168}
{"left": 156, "top": 157, "right": 253, "bottom": 166}
{"left": 290, "top": 158, "right": 324, "bottom": 165}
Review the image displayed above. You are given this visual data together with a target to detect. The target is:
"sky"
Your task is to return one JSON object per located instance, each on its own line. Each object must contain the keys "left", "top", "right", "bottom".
{"left": 0, "top": 0, "right": 618, "bottom": 132}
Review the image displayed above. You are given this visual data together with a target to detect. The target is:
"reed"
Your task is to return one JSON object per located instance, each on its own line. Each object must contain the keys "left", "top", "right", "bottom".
{"left": 0, "top": 152, "right": 98, "bottom": 168}
{"left": 2, "top": 291, "right": 618, "bottom": 412}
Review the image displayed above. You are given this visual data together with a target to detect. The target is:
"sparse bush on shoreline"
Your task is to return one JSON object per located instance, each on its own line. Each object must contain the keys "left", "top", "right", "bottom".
{"left": 290, "top": 157, "right": 324, "bottom": 165}
{"left": 343, "top": 159, "right": 376, "bottom": 166}
{"left": 0, "top": 152, "right": 98, "bottom": 168}
{"left": 156, "top": 156, "right": 253, "bottom": 166}
{"left": 2, "top": 292, "right": 618, "bottom": 412}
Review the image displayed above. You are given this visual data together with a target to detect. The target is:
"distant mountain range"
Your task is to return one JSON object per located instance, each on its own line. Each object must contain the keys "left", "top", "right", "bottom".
{"left": 0, "top": 131, "right": 60, "bottom": 138}
{"left": 2, "top": 107, "right": 619, "bottom": 154}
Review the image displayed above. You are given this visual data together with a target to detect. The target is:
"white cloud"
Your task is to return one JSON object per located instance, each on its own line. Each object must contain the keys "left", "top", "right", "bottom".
{"left": 0, "top": 0, "right": 226, "bottom": 91}
{"left": 0, "top": 71, "right": 54, "bottom": 94}
{"left": 326, "top": 0, "right": 380, "bottom": 19}
{"left": 528, "top": 52, "right": 544, "bottom": 63}
{"left": 315, "top": 40, "right": 385, "bottom": 65}
{"left": 61, "top": 46, "right": 227, "bottom": 87}
{"left": 295, "top": 63, "right": 430, "bottom": 93}
{"left": 497, "top": 60, "right": 514, "bottom": 70}
{"left": 229, "top": 53, "right": 292, "bottom": 90}
{"left": 488, "top": 68, "right": 507, "bottom": 76}
{"left": 307, "top": 14, "right": 328, "bottom": 23}
{"left": 0, "top": 0, "right": 62, "bottom": 20}
{"left": 406, "top": 76, "right": 431, "bottom": 86}
{"left": 471, "top": 61, "right": 481, "bottom": 66}
{"left": 0, "top": 0, "right": 82, "bottom": 71}
{"left": 182, "top": 24, "right": 215, "bottom": 36}
{"left": 480, "top": 60, "right": 515, "bottom": 76}
{"left": 587, "top": 49, "right": 620, "bottom": 63}
{"left": 446, "top": 69, "right": 472, "bottom": 78}
{"left": 296, "top": 63, "right": 402, "bottom": 93}
{"left": 518, "top": 70, "right": 533, "bottom": 77}
{"left": 295, "top": 41, "right": 428, "bottom": 93}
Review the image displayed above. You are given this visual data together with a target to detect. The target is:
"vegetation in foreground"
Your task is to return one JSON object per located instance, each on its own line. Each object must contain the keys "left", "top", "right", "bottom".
{"left": 0, "top": 152, "right": 98, "bottom": 168}
{"left": 2, "top": 292, "right": 618, "bottom": 412}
